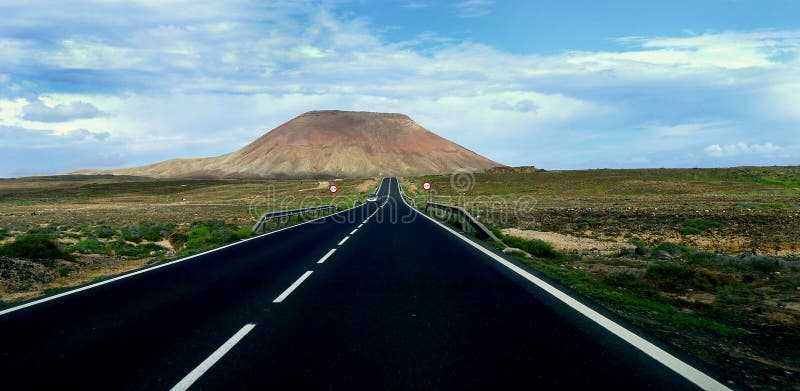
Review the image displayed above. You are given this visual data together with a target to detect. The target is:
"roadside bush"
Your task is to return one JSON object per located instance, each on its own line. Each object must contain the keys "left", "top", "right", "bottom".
{"left": 168, "top": 229, "right": 188, "bottom": 250}
{"left": 57, "top": 222, "right": 81, "bottom": 231}
{"left": 645, "top": 263, "right": 695, "bottom": 292}
{"left": 0, "top": 228, "right": 8, "bottom": 240}
{"left": 653, "top": 242, "right": 690, "bottom": 256}
{"left": 502, "top": 235, "right": 564, "bottom": 260}
{"left": 707, "top": 255, "right": 790, "bottom": 274}
{"left": 600, "top": 271, "right": 658, "bottom": 297}
{"left": 687, "top": 251, "right": 715, "bottom": 265}
{"left": 744, "top": 256, "right": 788, "bottom": 274}
{"left": 121, "top": 221, "right": 176, "bottom": 243}
{"left": 58, "top": 266, "right": 71, "bottom": 277}
{"left": 121, "top": 226, "right": 142, "bottom": 243}
{"left": 717, "top": 284, "right": 755, "bottom": 305}
{"left": 691, "top": 268, "right": 730, "bottom": 291}
{"left": 682, "top": 218, "right": 725, "bottom": 235}
{"left": 0, "top": 234, "right": 72, "bottom": 263}
{"left": 645, "top": 263, "right": 728, "bottom": 293}
{"left": 69, "top": 238, "right": 104, "bottom": 254}
{"left": 136, "top": 221, "right": 176, "bottom": 241}
{"left": 93, "top": 224, "right": 117, "bottom": 239}
{"left": 27, "top": 225, "right": 60, "bottom": 236}
{"left": 106, "top": 240, "right": 166, "bottom": 257}
{"left": 131, "top": 243, "right": 167, "bottom": 256}
{"left": 182, "top": 221, "right": 253, "bottom": 254}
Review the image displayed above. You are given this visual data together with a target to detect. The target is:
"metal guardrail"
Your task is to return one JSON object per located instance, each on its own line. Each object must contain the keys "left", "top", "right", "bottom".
{"left": 252, "top": 205, "right": 338, "bottom": 233}
{"left": 398, "top": 185, "right": 417, "bottom": 208}
{"left": 425, "top": 202, "right": 503, "bottom": 243}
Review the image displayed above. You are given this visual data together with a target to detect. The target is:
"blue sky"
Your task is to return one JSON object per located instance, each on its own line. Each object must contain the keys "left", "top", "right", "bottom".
{"left": 1, "top": 0, "right": 798, "bottom": 176}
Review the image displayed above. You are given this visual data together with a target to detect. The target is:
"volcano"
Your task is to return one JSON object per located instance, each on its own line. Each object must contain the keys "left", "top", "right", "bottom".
{"left": 72, "top": 110, "right": 504, "bottom": 178}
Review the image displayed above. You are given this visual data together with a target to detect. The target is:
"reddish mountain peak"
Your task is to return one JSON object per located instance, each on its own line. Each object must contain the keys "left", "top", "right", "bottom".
{"left": 71, "top": 110, "right": 505, "bottom": 178}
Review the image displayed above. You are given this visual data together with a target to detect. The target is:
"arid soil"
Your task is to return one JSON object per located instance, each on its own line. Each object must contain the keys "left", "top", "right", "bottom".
{"left": 403, "top": 167, "right": 800, "bottom": 391}
{"left": 0, "top": 175, "right": 378, "bottom": 303}
{"left": 501, "top": 228, "right": 635, "bottom": 255}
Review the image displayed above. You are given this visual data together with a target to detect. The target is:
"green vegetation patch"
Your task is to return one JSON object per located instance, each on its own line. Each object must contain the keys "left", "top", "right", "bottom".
{"left": 717, "top": 284, "right": 757, "bottom": 305}
{"left": 181, "top": 221, "right": 253, "bottom": 254}
{"left": 69, "top": 238, "right": 105, "bottom": 254}
{"left": 502, "top": 235, "right": 565, "bottom": 260}
{"left": 121, "top": 221, "right": 176, "bottom": 243}
{"left": 682, "top": 218, "right": 725, "bottom": 235}
{"left": 106, "top": 240, "right": 167, "bottom": 257}
{"left": 93, "top": 224, "right": 117, "bottom": 239}
{"left": 26, "top": 225, "right": 60, "bottom": 236}
{"left": 738, "top": 202, "right": 790, "bottom": 210}
{"left": 41, "top": 286, "right": 69, "bottom": 296}
{"left": 645, "top": 263, "right": 730, "bottom": 293}
{"left": 0, "top": 234, "right": 73, "bottom": 264}
{"left": 691, "top": 253, "right": 794, "bottom": 275}
{"left": 758, "top": 177, "right": 800, "bottom": 188}
{"left": 515, "top": 255, "right": 741, "bottom": 337}
{"left": 69, "top": 236, "right": 169, "bottom": 258}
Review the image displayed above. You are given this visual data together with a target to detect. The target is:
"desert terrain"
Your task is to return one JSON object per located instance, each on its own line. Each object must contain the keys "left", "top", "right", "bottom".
{"left": 2, "top": 167, "right": 799, "bottom": 389}
{"left": 403, "top": 166, "right": 800, "bottom": 391}
{"left": 0, "top": 175, "right": 377, "bottom": 303}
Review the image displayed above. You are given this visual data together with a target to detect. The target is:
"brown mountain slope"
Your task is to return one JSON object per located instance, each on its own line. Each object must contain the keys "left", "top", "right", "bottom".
{"left": 72, "top": 110, "right": 504, "bottom": 178}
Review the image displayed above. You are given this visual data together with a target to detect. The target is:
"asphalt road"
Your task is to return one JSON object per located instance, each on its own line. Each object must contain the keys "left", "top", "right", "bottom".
{"left": 0, "top": 178, "right": 726, "bottom": 390}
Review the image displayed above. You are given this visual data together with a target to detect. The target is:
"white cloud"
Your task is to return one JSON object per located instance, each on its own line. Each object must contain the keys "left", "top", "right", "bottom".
{"left": 704, "top": 142, "right": 783, "bottom": 157}
{"left": 402, "top": 2, "right": 432, "bottom": 9}
{"left": 456, "top": 0, "right": 494, "bottom": 18}
{"left": 21, "top": 97, "right": 107, "bottom": 122}
{"left": 641, "top": 121, "right": 735, "bottom": 137}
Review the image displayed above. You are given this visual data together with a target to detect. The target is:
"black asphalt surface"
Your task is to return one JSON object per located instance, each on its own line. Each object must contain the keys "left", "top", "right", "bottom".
{"left": 0, "top": 178, "right": 705, "bottom": 390}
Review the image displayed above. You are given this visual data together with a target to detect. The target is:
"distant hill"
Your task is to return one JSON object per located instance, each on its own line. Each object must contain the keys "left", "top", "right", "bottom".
{"left": 71, "top": 110, "right": 504, "bottom": 178}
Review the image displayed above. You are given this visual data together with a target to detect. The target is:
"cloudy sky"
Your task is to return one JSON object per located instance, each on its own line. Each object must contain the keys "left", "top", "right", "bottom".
{"left": 1, "top": 0, "right": 798, "bottom": 176}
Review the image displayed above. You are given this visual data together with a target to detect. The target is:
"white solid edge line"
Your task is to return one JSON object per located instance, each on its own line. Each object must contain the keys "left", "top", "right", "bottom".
{"left": 395, "top": 179, "right": 730, "bottom": 391}
{"left": 350, "top": 229, "right": 358, "bottom": 235}
{"left": 337, "top": 236, "right": 350, "bottom": 246}
{"left": 0, "top": 202, "right": 367, "bottom": 317}
{"left": 170, "top": 323, "right": 256, "bottom": 391}
{"left": 317, "top": 248, "right": 336, "bottom": 264}
{"left": 273, "top": 271, "right": 314, "bottom": 303}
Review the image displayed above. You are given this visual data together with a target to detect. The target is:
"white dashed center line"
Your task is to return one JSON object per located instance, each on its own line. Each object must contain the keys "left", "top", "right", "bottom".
{"left": 170, "top": 323, "right": 256, "bottom": 391}
{"left": 350, "top": 229, "right": 357, "bottom": 235}
{"left": 338, "top": 236, "right": 350, "bottom": 246}
{"left": 273, "top": 271, "right": 313, "bottom": 303}
{"left": 317, "top": 248, "right": 336, "bottom": 264}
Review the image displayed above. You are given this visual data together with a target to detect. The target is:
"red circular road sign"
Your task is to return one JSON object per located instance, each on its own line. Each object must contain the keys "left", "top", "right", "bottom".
{"left": 329, "top": 184, "right": 339, "bottom": 194}
{"left": 422, "top": 181, "right": 432, "bottom": 191}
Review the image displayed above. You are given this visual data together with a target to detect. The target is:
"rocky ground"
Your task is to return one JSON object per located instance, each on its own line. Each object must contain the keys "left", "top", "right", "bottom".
{"left": 0, "top": 175, "right": 377, "bottom": 304}
{"left": 404, "top": 167, "right": 800, "bottom": 391}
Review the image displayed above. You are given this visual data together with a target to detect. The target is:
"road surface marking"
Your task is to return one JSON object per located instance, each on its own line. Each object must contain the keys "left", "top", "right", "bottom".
{"left": 0, "top": 201, "right": 369, "bottom": 318}
{"left": 338, "top": 236, "right": 350, "bottom": 246}
{"left": 362, "top": 220, "right": 368, "bottom": 224}
{"left": 397, "top": 181, "right": 730, "bottom": 391}
{"left": 171, "top": 323, "right": 256, "bottom": 391}
{"left": 357, "top": 223, "right": 363, "bottom": 228}
{"left": 273, "top": 271, "right": 313, "bottom": 303}
{"left": 317, "top": 248, "right": 336, "bottom": 264}
{"left": 350, "top": 229, "right": 357, "bottom": 235}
